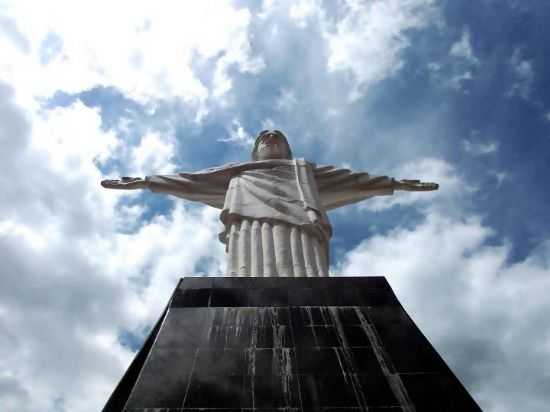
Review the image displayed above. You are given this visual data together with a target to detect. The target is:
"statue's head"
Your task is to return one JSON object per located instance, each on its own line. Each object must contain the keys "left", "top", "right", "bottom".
{"left": 252, "top": 130, "right": 293, "bottom": 161}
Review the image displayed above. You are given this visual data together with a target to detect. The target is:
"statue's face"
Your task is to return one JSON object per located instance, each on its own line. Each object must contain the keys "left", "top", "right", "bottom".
{"left": 255, "top": 130, "right": 291, "bottom": 160}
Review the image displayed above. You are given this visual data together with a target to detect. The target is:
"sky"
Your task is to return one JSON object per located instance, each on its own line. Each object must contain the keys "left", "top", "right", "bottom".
{"left": 1, "top": 0, "right": 550, "bottom": 410}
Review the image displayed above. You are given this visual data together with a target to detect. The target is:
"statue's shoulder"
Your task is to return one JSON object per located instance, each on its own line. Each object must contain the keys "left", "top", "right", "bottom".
{"left": 189, "top": 161, "right": 247, "bottom": 175}
{"left": 189, "top": 159, "right": 320, "bottom": 177}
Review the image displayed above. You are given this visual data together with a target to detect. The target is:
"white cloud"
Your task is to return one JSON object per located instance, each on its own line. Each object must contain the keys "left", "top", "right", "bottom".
{"left": 463, "top": 139, "right": 499, "bottom": 155}
{"left": 0, "top": 92, "right": 119, "bottom": 232}
{"left": 0, "top": 0, "right": 264, "bottom": 111}
{"left": 427, "top": 61, "right": 442, "bottom": 72}
{"left": 0, "top": 203, "right": 225, "bottom": 412}
{"left": 129, "top": 131, "right": 177, "bottom": 177}
{"left": 218, "top": 118, "right": 255, "bottom": 147}
{"left": 288, "top": 0, "right": 321, "bottom": 27}
{"left": 0, "top": 14, "right": 30, "bottom": 53}
{"left": 507, "top": 47, "right": 534, "bottom": 99}
{"left": 361, "top": 158, "right": 466, "bottom": 213}
{"left": 489, "top": 170, "right": 508, "bottom": 188}
{"left": 261, "top": 117, "right": 276, "bottom": 130}
{"left": 338, "top": 213, "right": 550, "bottom": 412}
{"left": 323, "top": 0, "right": 437, "bottom": 100}
{"left": 31, "top": 101, "right": 119, "bottom": 170}
{"left": 450, "top": 28, "right": 479, "bottom": 66}
{"left": 427, "top": 28, "right": 479, "bottom": 92}
{"left": 277, "top": 88, "right": 298, "bottom": 110}
{"left": 0, "top": 80, "right": 225, "bottom": 411}
{"left": 448, "top": 70, "right": 473, "bottom": 90}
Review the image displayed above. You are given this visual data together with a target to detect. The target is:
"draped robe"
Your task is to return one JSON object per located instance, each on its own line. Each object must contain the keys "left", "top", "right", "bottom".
{"left": 145, "top": 158, "right": 397, "bottom": 277}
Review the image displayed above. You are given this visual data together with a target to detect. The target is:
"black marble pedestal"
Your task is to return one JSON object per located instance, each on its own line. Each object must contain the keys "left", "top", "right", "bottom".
{"left": 104, "top": 276, "right": 481, "bottom": 412}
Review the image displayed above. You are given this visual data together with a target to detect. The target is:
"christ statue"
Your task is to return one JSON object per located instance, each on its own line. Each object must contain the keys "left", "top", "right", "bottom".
{"left": 102, "top": 130, "right": 438, "bottom": 277}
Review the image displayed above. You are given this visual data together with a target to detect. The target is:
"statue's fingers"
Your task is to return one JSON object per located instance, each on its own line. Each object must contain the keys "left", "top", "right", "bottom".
{"left": 422, "top": 182, "right": 439, "bottom": 191}
{"left": 101, "top": 179, "right": 122, "bottom": 188}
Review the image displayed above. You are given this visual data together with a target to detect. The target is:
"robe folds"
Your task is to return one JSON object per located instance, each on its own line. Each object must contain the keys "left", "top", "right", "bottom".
{"left": 145, "top": 158, "right": 396, "bottom": 277}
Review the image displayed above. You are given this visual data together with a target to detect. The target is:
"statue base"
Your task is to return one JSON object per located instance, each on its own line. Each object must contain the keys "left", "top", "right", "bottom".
{"left": 104, "top": 276, "right": 481, "bottom": 412}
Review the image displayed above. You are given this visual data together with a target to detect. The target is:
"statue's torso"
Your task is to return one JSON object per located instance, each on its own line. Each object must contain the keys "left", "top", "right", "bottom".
{"left": 220, "top": 161, "right": 331, "bottom": 242}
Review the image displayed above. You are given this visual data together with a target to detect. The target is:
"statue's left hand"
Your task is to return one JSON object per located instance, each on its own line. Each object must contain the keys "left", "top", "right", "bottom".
{"left": 397, "top": 179, "right": 439, "bottom": 191}
{"left": 101, "top": 177, "right": 147, "bottom": 190}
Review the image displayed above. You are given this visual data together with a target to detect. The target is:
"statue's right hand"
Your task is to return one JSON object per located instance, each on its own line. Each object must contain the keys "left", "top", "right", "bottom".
{"left": 101, "top": 177, "right": 147, "bottom": 190}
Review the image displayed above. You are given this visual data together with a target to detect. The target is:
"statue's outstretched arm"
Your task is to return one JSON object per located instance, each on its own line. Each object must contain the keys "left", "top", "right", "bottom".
{"left": 355, "top": 175, "right": 438, "bottom": 192}
{"left": 101, "top": 177, "right": 148, "bottom": 190}
{"left": 315, "top": 165, "right": 439, "bottom": 210}
{"left": 391, "top": 179, "right": 439, "bottom": 192}
{"left": 101, "top": 173, "right": 226, "bottom": 209}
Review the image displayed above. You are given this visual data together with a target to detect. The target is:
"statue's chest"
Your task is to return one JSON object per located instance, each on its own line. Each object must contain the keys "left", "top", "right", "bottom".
{"left": 229, "top": 166, "right": 299, "bottom": 199}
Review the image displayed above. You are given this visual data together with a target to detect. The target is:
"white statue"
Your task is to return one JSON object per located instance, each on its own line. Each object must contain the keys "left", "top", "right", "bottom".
{"left": 102, "top": 130, "right": 438, "bottom": 277}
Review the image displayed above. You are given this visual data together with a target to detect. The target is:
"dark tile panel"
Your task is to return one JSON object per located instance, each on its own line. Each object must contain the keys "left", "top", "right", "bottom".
{"left": 244, "top": 409, "right": 301, "bottom": 412}
{"left": 290, "top": 323, "right": 317, "bottom": 348}
{"left": 155, "top": 308, "right": 213, "bottom": 348}
{"left": 356, "top": 374, "right": 399, "bottom": 407}
{"left": 356, "top": 288, "right": 399, "bottom": 306}
{"left": 171, "top": 289, "right": 211, "bottom": 307}
{"left": 343, "top": 276, "right": 390, "bottom": 289}
{"left": 202, "top": 324, "right": 293, "bottom": 348}
{"left": 291, "top": 307, "right": 334, "bottom": 326}
{"left": 211, "top": 307, "right": 255, "bottom": 327}
{"left": 254, "top": 306, "right": 290, "bottom": 326}
{"left": 288, "top": 288, "right": 319, "bottom": 306}
{"left": 292, "top": 324, "right": 340, "bottom": 349}
{"left": 173, "top": 277, "right": 396, "bottom": 308}
{"left": 211, "top": 277, "right": 252, "bottom": 289}
{"left": 363, "top": 306, "right": 447, "bottom": 373}
{"left": 333, "top": 307, "right": 362, "bottom": 325}
{"left": 253, "top": 374, "right": 301, "bottom": 408}
{"left": 345, "top": 347, "right": 385, "bottom": 375}
{"left": 322, "top": 287, "right": 360, "bottom": 306}
{"left": 299, "top": 374, "right": 360, "bottom": 408}
{"left": 255, "top": 325, "right": 293, "bottom": 348}
{"left": 124, "top": 347, "right": 196, "bottom": 409}
{"left": 250, "top": 348, "right": 296, "bottom": 376}
{"left": 248, "top": 287, "right": 289, "bottom": 306}
{"left": 194, "top": 348, "right": 246, "bottom": 376}
{"left": 124, "top": 409, "right": 307, "bottom": 412}
{"left": 400, "top": 373, "right": 482, "bottom": 412}
{"left": 284, "top": 286, "right": 397, "bottom": 307}
{"left": 177, "top": 276, "right": 213, "bottom": 290}
{"left": 205, "top": 325, "right": 253, "bottom": 348}
{"left": 340, "top": 326, "right": 370, "bottom": 347}
{"left": 317, "top": 409, "right": 403, "bottom": 412}
{"left": 179, "top": 409, "right": 244, "bottom": 412}
{"left": 184, "top": 375, "right": 251, "bottom": 408}
{"left": 125, "top": 409, "right": 307, "bottom": 412}
{"left": 178, "top": 276, "right": 391, "bottom": 292}
{"left": 320, "top": 409, "right": 363, "bottom": 412}
{"left": 310, "top": 326, "right": 340, "bottom": 347}
{"left": 158, "top": 307, "right": 298, "bottom": 349}
{"left": 295, "top": 348, "right": 343, "bottom": 376}
{"left": 292, "top": 276, "right": 390, "bottom": 290}
{"left": 210, "top": 288, "right": 249, "bottom": 307}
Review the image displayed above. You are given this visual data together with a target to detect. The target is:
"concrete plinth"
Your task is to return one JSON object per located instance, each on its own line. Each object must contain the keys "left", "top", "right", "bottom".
{"left": 104, "top": 276, "right": 481, "bottom": 412}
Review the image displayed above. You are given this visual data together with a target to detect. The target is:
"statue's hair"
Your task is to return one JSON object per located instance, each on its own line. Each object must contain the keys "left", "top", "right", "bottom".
{"left": 251, "top": 130, "right": 293, "bottom": 160}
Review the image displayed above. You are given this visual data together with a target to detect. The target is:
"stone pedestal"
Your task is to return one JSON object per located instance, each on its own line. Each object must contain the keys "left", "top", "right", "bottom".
{"left": 104, "top": 276, "right": 481, "bottom": 412}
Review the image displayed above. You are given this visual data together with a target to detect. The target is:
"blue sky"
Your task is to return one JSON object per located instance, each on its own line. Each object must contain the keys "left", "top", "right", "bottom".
{"left": 1, "top": 1, "right": 550, "bottom": 411}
